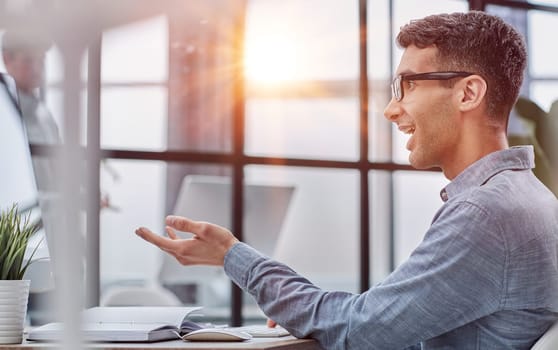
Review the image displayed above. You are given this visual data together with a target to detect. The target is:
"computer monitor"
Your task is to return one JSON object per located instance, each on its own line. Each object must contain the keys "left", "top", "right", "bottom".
{"left": 158, "top": 175, "right": 295, "bottom": 307}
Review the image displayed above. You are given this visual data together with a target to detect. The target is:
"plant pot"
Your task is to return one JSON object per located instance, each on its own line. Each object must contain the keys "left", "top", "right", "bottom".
{"left": 0, "top": 280, "right": 30, "bottom": 344}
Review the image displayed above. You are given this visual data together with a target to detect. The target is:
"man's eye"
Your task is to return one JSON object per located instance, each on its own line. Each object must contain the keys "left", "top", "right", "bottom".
{"left": 404, "top": 80, "right": 416, "bottom": 89}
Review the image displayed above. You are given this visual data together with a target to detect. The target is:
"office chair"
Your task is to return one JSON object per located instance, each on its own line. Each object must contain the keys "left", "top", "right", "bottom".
{"left": 531, "top": 322, "right": 558, "bottom": 350}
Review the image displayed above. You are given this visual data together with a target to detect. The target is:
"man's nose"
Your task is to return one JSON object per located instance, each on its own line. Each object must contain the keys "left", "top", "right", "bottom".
{"left": 383, "top": 97, "right": 401, "bottom": 122}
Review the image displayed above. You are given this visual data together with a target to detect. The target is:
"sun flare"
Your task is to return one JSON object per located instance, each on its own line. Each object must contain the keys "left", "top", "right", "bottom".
{"left": 244, "top": 35, "right": 297, "bottom": 84}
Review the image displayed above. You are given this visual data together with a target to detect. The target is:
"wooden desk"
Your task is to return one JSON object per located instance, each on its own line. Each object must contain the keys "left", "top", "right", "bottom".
{"left": 0, "top": 337, "right": 322, "bottom": 350}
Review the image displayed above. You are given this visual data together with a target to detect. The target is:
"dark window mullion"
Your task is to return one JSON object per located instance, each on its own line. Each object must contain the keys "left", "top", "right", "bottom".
{"left": 231, "top": 7, "right": 246, "bottom": 327}
{"left": 358, "top": 0, "right": 371, "bottom": 293}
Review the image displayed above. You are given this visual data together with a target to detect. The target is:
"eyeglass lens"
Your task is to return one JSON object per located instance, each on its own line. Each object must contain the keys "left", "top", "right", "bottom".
{"left": 391, "top": 76, "right": 402, "bottom": 101}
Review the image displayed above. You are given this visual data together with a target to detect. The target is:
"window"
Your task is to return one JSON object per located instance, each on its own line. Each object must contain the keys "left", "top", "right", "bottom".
{"left": 7, "top": 0, "right": 557, "bottom": 328}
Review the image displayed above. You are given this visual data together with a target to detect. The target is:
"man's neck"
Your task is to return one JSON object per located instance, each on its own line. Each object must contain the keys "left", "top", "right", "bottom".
{"left": 443, "top": 125, "right": 509, "bottom": 180}
{"left": 17, "top": 88, "right": 39, "bottom": 100}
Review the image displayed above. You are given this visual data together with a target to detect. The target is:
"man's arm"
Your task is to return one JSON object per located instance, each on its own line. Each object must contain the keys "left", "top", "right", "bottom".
{"left": 224, "top": 202, "right": 504, "bottom": 349}
{"left": 136, "top": 202, "right": 505, "bottom": 349}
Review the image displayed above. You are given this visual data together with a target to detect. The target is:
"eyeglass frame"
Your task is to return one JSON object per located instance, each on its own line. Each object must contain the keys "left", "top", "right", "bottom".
{"left": 391, "top": 71, "right": 474, "bottom": 102}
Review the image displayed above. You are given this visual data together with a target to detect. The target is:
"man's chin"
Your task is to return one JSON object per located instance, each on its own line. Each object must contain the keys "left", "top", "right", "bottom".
{"left": 408, "top": 154, "right": 430, "bottom": 170}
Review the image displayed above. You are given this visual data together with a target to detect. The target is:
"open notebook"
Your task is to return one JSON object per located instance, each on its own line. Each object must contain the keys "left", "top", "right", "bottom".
{"left": 27, "top": 307, "right": 290, "bottom": 342}
{"left": 26, "top": 306, "right": 203, "bottom": 342}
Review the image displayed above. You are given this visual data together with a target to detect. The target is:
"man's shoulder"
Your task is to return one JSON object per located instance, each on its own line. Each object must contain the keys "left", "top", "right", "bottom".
{"left": 459, "top": 167, "right": 555, "bottom": 209}
{"left": 440, "top": 169, "right": 557, "bottom": 233}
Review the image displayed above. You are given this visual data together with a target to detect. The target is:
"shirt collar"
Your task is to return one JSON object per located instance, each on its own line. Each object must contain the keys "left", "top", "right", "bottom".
{"left": 440, "top": 146, "right": 535, "bottom": 202}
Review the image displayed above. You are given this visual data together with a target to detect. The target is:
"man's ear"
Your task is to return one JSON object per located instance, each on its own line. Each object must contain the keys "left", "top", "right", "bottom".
{"left": 458, "top": 75, "right": 487, "bottom": 112}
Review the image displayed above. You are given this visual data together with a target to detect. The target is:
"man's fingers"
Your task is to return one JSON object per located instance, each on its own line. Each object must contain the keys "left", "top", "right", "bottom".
{"left": 166, "top": 226, "right": 178, "bottom": 240}
{"left": 166, "top": 216, "right": 202, "bottom": 235}
{"left": 267, "top": 319, "right": 277, "bottom": 328}
{"left": 135, "top": 227, "right": 177, "bottom": 251}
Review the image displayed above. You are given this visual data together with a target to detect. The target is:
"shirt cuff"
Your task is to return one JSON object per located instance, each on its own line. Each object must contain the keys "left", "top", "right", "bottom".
{"left": 223, "top": 242, "right": 267, "bottom": 288}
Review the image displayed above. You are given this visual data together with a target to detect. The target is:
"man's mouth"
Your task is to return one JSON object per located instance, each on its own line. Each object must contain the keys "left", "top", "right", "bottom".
{"left": 398, "top": 124, "right": 416, "bottom": 151}
{"left": 398, "top": 125, "right": 416, "bottom": 135}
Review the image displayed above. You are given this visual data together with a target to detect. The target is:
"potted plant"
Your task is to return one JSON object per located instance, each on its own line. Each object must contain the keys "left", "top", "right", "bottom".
{"left": 0, "top": 203, "right": 40, "bottom": 344}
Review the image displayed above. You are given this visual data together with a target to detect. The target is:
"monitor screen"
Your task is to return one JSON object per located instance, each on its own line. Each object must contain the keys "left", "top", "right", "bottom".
{"left": 171, "top": 174, "right": 295, "bottom": 257}
{"left": 157, "top": 174, "right": 295, "bottom": 307}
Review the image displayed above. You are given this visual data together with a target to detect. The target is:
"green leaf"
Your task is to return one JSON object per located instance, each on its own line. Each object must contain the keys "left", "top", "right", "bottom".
{"left": 0, "top": 203, "right": 40, "bottom": 280}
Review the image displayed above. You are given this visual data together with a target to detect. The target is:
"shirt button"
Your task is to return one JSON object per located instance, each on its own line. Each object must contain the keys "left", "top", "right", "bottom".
{"left": 440, "top": 189, "right": 449, "bottom": 202}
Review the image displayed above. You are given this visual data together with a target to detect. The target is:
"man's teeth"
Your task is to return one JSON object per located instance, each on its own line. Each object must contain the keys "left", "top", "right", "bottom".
{"left": 402, "top": 127, "right": 415, "bottom": 134}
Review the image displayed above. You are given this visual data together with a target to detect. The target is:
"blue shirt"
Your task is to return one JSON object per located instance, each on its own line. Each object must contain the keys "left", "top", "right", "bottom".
{"left": 224, "top": 146, "right": 558, "bottom": 350}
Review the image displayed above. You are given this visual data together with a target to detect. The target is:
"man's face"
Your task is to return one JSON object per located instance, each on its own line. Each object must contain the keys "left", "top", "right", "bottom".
{"left": 3, "top": 49, "right": 46, "bottom": 93}
{"left": 384, "top": 45, "right": 460, "bottom": 174}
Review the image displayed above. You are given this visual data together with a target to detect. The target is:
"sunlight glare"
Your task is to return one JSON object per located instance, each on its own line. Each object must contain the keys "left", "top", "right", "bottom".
{"left": 244, "top": 35, "right": 297, "bottom": 84}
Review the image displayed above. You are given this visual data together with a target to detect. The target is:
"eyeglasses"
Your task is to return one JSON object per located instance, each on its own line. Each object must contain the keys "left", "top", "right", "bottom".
{"left": 391, "top": 71, "right": 474, "bottom": 102}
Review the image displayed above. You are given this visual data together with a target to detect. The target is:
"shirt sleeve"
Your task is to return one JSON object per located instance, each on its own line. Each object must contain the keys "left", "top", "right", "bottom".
{"left": 224, "top": 200, "right": 506, "bottom": 350}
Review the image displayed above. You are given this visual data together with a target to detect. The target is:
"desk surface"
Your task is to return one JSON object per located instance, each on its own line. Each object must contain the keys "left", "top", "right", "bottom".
{"left": 0, "top": 337, "right": 322, "bottom": 350}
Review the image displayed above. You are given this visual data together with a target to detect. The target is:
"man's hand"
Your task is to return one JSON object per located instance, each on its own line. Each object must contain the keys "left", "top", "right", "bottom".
{"left": 135, "top": 215, "right": 239, "bottom": 266}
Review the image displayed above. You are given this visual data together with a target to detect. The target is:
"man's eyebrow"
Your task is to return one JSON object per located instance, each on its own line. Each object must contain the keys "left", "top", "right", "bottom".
{"left": 396, "top": 69, "right": 417, "bottom": 76}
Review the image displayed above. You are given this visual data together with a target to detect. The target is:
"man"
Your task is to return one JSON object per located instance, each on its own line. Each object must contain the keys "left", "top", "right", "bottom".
{"left": 2, "top": 28, "right": 115, "bottom": 208}
{"left": 2, "top": 28, "right": 59, "bottom": 143}
{"left": 135, "top": 11, "right": 558, "bottom": 349}
{"left": 2, "top": 28, "right": 61, "bottom": 325}
{"left": 2, "top": 28, "right": 59, "bottom": 191}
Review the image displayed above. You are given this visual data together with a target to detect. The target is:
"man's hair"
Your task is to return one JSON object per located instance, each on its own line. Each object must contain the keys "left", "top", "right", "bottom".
{"left": 2, "top": 28, "right": 53, "bottom": 54}
{"left": 397, "top": 11, "right": 527, "bottom": 122}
